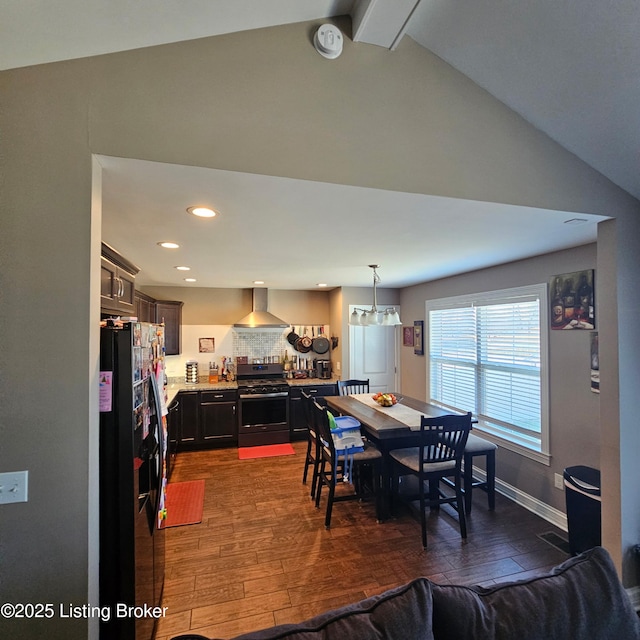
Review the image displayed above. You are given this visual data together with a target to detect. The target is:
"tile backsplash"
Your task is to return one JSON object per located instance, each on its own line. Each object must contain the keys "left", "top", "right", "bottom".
{"left": 233, "top": 330, "right": 292, "bottom": 362}
{"left": 163, "top": 325, "right": 330, "bottom": 380}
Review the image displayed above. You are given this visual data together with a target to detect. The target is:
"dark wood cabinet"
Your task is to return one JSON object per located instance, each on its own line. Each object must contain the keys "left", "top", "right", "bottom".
{"left": 178, "top": 391, "right": 199, "bottom": 445}
{"left": 100, "top": 257, "right": 118, "bottom": 307}
{"left": 135, "top": 291, "right": 156, "bottom": 323}
{"left": 289, "top": 384, "right": 337, "bottom": 440}
{"left": 166, "top": 398, "right": 180, "bottom": 480}
{"left": 132, "top": 292, "right": 183, "bottom": 354}
{"left": 155, "top": 301, "right": 183, "bottom": 356}
{"left": 174, "top": 389, "right": 238, "bottom": 449}
{"left": 100, "top": 243, "right": 138, "bottom": 316}
{"left": 200, "top": 391, "right": 237, "bottom": 446}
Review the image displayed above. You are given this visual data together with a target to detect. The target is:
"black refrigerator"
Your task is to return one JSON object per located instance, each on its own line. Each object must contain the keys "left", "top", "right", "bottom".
{"left": 99, "top": 322, "right": 167, "bottom": 640}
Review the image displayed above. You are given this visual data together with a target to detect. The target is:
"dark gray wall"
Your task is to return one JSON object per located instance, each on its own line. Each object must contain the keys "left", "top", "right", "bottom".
{"left": 2, "top": 17, "right": 640, "bottom": 638}
{"left": 400, "top": 244, "right": 599, "bottom": 513}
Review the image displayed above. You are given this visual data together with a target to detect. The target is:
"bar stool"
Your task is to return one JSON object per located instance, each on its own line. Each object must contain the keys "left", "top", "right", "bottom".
{"left": 462, "top": 434, "right": 497, "bottom": 514}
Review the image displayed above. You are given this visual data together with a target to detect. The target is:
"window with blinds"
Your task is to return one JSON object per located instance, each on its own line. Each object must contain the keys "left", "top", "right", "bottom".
{"left": 426, "top": 284, "right": 549, "bottom": 458}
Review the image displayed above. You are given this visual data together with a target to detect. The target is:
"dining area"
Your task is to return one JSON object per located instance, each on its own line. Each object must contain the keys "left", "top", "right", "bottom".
{"left": 303, "top": 379, "right": 498, "bottom": 550}
{"left": 157, "top": 391, "right": 570, "bottom": 640}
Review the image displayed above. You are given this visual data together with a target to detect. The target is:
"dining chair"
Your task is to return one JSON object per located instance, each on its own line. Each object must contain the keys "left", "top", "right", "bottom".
{"left": 301, "top": 389, "right": 321, "bottom": 499}
{"left": 313, "top": 400, "right": 383, "bottom": 528}
{"left": 441, "top": 433, "right": 498, "bottom": 514}
{"left": 389, "top": 413, "right": 472, "bottom": 549}
{"left": 337, "top": 379, "right": 370, "bottom": 395}
{"left": 462, "top": 434, "right": 497, "bottom": 514}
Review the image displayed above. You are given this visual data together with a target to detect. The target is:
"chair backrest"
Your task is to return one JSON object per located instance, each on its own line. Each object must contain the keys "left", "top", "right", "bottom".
{"left": 337, "top": 379, "right": 370, "bottom": 395}
{"left": 301, "top": 389, "right": 315, "bottom": 434}
{"left": 418, "top": 413, "right": 472, "bottom": 468}
{"left": 312, "top": 400, "right": 336, "bottom": 458}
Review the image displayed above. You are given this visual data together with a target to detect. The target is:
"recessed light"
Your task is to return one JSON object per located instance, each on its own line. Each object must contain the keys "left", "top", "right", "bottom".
{"left": 175, "top": 266, "right": 191, "bottom": 271}
{"left": 187, "top": 206, "right": 217, "bottom": 218}
{"left": 157, "top": 241, "right": 179, "bottom": 249}
{"left": 184, "top": 278, "right": 197, "bottom": 282}
{"left": 253, "top": 280, "right": 265, "bottom": 285}
{"left": 564, "top": 218, "right": 588, "bottom": 226}
{"left": 317, "top": 283, "right": 328, "bottom": 287}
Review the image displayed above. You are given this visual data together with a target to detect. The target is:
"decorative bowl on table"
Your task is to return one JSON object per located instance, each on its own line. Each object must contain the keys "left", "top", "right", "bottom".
{"left": 372, "top": 392, "right": 398, "bottom": 407}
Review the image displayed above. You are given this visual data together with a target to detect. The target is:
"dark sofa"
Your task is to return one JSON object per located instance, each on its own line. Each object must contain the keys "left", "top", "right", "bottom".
{"left": 179, "top": 547, "right": 639, "bottom": 640}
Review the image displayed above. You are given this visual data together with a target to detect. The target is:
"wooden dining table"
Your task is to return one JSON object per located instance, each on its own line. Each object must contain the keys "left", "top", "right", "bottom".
{"left": 325, "top": 393, "right": 472, "bottom": 520}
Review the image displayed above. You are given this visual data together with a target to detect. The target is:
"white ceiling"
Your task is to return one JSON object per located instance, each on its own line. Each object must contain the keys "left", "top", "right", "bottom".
{"left": 100, "top": 156, "right": 606, "bottom": 289}
{"left": 4, "top": 0, "right": 636, "bottom": 289}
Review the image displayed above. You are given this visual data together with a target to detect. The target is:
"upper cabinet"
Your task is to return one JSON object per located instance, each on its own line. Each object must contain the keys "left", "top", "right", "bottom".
{"left": 134, "top": 290, "right": 156, "bottom": 323}
{"left": 155, "top": 301, "right": 183, "bottom": 356}
{"left": 100, "top": 243, "right": 138, "bottom": 316}
{"left": 100, "top": 244, "right": 183, "bottom": 355}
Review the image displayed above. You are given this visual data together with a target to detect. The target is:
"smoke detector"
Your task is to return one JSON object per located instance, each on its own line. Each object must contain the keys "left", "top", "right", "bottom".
{"left": 313, "top": 24, "right": 343, "bottom": 59}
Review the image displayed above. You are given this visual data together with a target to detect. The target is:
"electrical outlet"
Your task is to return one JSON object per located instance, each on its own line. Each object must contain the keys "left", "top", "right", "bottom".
{"left": 336, "top": 361, "right": 341, "bottom": 371}
{"left": 554, "top": 473, "right": 564, "bottom": 490}
{"left": 0, "top": 471, "right": 29, "bottom": 504}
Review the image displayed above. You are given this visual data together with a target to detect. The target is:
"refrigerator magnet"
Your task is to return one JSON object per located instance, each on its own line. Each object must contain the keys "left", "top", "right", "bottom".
{"left": 99, "top": 371, "right": 113, "bottom": 412}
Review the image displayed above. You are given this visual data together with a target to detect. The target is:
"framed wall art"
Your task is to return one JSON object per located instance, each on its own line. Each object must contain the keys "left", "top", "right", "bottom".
{"left": 403, "top": 326, "right": 414, "bottom": 347}
{"left": 549, "top": 269, "right": 595, "bottom": 330}
{"left": 199, "top": 337, "right": 215, "bottom": 353}
{"left": 414, "top": 320, "right": 424, "bottom": 356}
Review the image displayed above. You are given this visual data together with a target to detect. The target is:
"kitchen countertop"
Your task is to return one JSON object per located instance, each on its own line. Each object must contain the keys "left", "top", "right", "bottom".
{"left": 165, "top": 380, "right": 237, "bottom": 405}
{"left": 165, "top": 376, "right": 340, "bottom": 405}
{"left": 286, "top": 376, "right": 341, "bottom": 387}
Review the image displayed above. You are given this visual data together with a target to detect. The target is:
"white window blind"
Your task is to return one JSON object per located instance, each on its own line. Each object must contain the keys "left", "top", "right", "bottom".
{"left": 427, "top": 284, "right": 549, "bottom": 459}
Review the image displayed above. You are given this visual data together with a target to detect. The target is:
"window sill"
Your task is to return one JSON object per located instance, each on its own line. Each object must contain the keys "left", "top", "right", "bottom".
{"left": 472, "top": 422, "right": 551, "bottom": 466}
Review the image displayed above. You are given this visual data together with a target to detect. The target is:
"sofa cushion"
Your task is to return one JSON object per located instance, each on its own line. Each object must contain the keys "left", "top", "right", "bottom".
{"left": 228, "top": 577, "right": 434, "bottom": 640}
{"left": 431, "top": 546, "right": 640, "bottom": 640}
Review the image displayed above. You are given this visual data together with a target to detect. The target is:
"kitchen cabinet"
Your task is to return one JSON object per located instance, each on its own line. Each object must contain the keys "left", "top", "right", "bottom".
{"left": 132, "top": 293, "right": 182, "bottom": 353}
{"left": 135, "top": 291, "right": 156, "bottom": 323}
{"left": 200, "top": 391, "right": 237, "bottom": 446}
{"left": 155, "top": 301, "right": 183, "bottom": 356}
{"left": 100, "top": 243, "right": 138, "bottom": 316}
{"left": 289, "top": 384, "right": 337, "bottom": 441}
{"left": 178, "top": 391, "right": 199, "bottom": 445}
{"left": 166, "top": 397, "right": 180, "bottom": 480}
{"left": 175, "top": 389, "right": 238, "bottom": 449}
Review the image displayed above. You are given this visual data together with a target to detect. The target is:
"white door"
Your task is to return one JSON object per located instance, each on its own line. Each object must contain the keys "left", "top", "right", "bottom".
{"left": 349, "top": 308, "right": 400, "bottom": 394}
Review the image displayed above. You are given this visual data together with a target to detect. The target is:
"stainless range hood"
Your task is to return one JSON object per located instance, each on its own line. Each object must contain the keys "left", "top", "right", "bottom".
{"left": 233, "top": 288, "right": 289, "bottom": 329}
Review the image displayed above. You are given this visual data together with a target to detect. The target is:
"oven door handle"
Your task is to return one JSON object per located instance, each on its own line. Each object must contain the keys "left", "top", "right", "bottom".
{"left": 246, "top": 422, "right": 288, "bottom": 429}
{"left": 239, "top": 392, "right": 289, "bottom": 399}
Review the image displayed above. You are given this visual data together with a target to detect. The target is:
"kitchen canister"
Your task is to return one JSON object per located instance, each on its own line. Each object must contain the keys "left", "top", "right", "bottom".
{"left": 185, "top": 361, "right": 199, "bottom": 384}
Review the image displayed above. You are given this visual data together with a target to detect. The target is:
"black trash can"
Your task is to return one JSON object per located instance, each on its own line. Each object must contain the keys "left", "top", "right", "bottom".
{"left": 563, "top": 465, "right": 601, "bottom": 556}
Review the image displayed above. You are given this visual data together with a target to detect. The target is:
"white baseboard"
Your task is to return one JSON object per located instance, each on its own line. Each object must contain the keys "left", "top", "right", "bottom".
{"left": 472, "top": 467, "right": 640, "bottom": 609}
{"left": 471, "top": 465, "right": 567, "bottom": 531}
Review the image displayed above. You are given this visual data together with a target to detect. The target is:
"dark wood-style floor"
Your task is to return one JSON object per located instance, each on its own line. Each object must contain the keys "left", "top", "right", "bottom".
{"left": 155, "top": 441, "right": 569, "bottom": 640}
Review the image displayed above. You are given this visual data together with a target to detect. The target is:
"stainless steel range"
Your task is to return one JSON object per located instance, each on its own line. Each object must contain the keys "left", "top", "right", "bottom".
{"left": 237, "top": 363, "right": 289, "bottom": 447}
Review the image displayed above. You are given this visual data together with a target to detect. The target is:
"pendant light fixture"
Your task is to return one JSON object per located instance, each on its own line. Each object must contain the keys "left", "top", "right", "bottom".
{"left": 349, "top": 265, "right": 402, "bottom": 326}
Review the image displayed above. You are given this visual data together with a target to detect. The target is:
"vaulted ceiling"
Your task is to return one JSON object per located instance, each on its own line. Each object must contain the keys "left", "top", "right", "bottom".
{"left": 3, "top": 1, "right": 636, "bottom": 288}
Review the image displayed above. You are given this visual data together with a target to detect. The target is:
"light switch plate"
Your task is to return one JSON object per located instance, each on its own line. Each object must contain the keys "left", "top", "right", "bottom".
{"left": 554, "top": 472, "right": 564, "bottom": 490}
{"left": 0, "top": 471, "right": 29, "bottom": 504}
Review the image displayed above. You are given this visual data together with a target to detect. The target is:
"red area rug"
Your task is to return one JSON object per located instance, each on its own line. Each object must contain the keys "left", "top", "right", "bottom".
{"left": 238, "top": 443, "right": 296, "bottom": 460}
{"left": 160, "top": 480, "right": 205, "bottom": 528}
